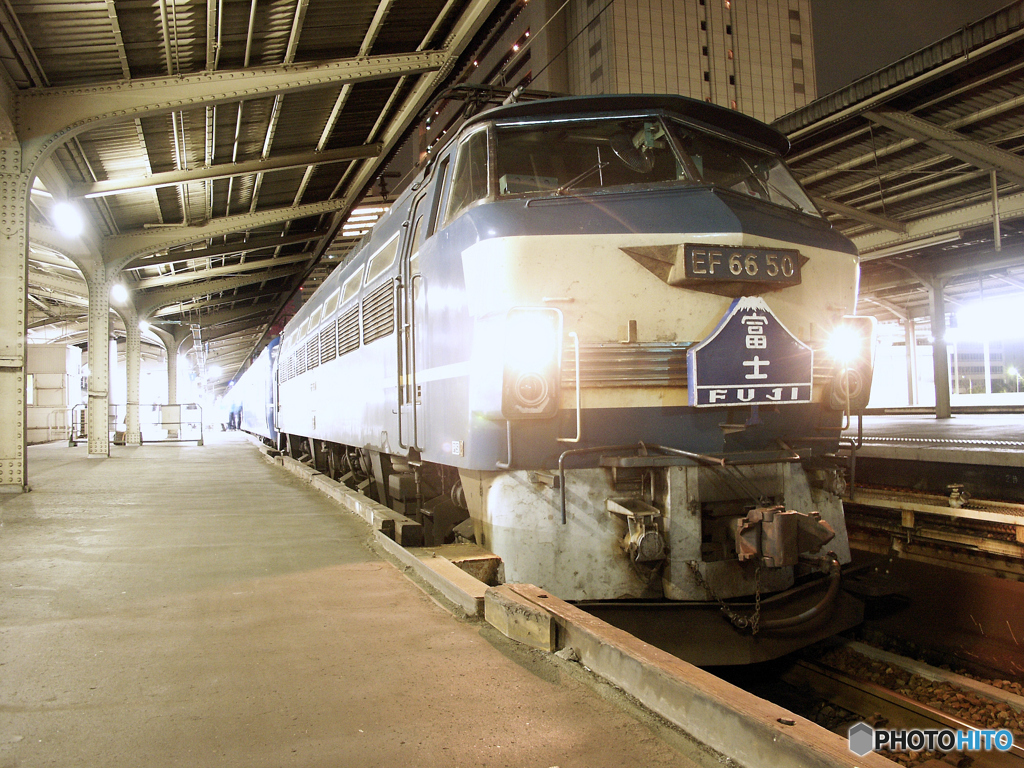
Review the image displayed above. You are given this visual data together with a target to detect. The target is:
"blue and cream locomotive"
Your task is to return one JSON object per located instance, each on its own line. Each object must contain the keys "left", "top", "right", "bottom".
{"left": 237, "top": 94, "right": 875, "bottom": 662}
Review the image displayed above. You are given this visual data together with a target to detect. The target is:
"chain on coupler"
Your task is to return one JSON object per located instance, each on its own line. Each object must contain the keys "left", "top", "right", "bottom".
{"left": 688, "top": 561, "right": 763, "bottom": 635}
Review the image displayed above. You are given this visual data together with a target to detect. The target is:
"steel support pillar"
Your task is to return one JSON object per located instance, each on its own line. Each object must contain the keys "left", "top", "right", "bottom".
{"left": 152, "top": 324, "right": 191, "bottom": 439}
{"left": 905, "top": 318, "right": 919, "bottom": 406}
{"left": 0, "top": 149, "right": 30, "bottom": 491}
{"left": 118, "top": 301, "right": 141, "bottom": 446}
{"left": 928, "top": 282, "right": 952, "bottom": 419}
{"left": 86, "top": 277, "right": 112, "bottom": 457}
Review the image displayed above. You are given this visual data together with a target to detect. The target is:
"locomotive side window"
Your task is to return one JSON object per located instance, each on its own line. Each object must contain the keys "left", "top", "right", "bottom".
{"left": 365, "top": 233, "right": 400, "bottom": 285}
{"left": 668, "top": 120, "right": 818, "bottom": 215}
{"left": 428, "top": 155, "right": 451, "bottom": 237}
{"left": 322, "top": 288, "right": 340, "bottom": 320}
{"left": 443, "top": 128, "right": 488, "bottom": 226}
{"left": 494, "top": 117, "right": 685, "bottom": 196}
{"left": 409, "top": 213, "right": 426, "bottom": 257}
{"left": 308, "top": 304, "right": 323, "bottom": 331}
{"left": 341, "top": 270, "right": 362, "bottom": 305}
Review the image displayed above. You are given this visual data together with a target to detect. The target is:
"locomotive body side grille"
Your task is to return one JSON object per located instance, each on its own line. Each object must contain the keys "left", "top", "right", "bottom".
{"left": 561, "top": 342, "right": 691, "bottom": 387}
{"left": 320, "top": 323, "right": 337, "bottom": 364}
{"left": 306, "top": 336, "right": 320, "bottom": 370}
{"left": 338, "top": 307, "right": 360, "bottom": 355}
{"left": 362, "top": 279, "right": 395, "bottom": 344}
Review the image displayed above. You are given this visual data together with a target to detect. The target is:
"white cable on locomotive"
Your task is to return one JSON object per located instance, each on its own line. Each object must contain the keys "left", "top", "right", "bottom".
{"left": 239, "top": 94, "right": 876, "bottom": 662}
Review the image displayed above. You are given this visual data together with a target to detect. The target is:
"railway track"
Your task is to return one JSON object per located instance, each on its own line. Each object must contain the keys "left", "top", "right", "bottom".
{"left": 780, "top": 640, "right": 1024, "bottom": 767}
{"left": 843, "top": 484, "right": 1024, "bottom": 581}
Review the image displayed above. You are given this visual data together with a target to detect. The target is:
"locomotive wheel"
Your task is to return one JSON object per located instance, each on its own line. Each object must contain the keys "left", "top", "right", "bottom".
{"left": 326, "top": 444, "right": 340, "bottom": 481}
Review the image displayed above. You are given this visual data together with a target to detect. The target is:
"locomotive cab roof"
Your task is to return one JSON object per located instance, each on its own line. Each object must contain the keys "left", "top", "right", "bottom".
{"left": 457, "top": 93, "right": 790, "bottom": 156}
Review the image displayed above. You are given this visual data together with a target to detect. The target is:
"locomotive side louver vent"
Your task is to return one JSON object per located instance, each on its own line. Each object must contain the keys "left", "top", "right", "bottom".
{"left": 306, "top": 335, "right": 320, "bottom": 370}
{"left": 320, "top": 323, "right": 337, "bottom": 364}
{"left": 338, "top": 307, "right": 360, "bottom": 355}
{"left": 562, "top": 342, "right": 691, "bottom": 388}
{"left": 296, "top": 350, "right": 306, "bottom": 376}
{"left": 362, "top": 279, "right": 395, "bottom": 344}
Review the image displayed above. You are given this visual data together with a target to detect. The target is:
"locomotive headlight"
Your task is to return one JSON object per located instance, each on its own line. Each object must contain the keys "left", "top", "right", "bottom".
{"left": 826, "top": 315, "right": 877, "bottom": 412}
{"left": 825, "top": 324, "right": 863, "bottom": 366}
{"left": 501, "top": 308, "right": 562, "bottom": 419}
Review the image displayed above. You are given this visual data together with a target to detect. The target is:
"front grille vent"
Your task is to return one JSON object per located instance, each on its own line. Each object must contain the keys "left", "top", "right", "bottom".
{"left": 561, "top": 342, "right": 691, "bottom": 388}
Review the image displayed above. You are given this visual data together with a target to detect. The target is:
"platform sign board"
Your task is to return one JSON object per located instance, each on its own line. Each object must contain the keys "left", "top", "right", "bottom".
{"left": 688, "top": 297, "right": 813, "bottom": 407}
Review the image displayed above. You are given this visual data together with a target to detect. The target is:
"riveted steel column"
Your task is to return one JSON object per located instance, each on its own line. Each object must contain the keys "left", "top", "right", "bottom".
{"left": 166, "top": 339, "right": 178, "bottom": 406}
{"left": 0, "top": 142, "right": 29, "bottom": 492}
{"left": 905, "top": 318, "right": 919, "bottom": 406}
{"left": 87, "top": 277, "right": 112, "bottom": 457}
{"left": 119, "top": 301, "right": 141, "bottom": 446}
{"left": 165, "top": 334, "right": 179, "bottom": 439}
{"left": 929, "top": 282, "right": 952, "bottom": 419}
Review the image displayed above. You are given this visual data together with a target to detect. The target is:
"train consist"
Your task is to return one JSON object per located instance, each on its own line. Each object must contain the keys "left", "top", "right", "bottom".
{"left": 235, "top": 93, "right": 876, "bottom": 661}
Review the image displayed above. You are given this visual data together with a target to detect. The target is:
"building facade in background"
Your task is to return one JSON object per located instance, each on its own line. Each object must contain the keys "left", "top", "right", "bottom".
{"left": 484, "top": 0, "right": 815, "bottom": 124}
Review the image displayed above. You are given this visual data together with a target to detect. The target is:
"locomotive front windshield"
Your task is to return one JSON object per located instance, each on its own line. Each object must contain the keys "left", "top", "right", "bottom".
{"left": 492, "top": 114, "right": 818, "bottom": 215}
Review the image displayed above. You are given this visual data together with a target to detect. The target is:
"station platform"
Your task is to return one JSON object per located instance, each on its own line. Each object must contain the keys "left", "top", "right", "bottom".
{"left": 843, "top": 411, "right": 1024, "bottom": 467}
{"left": 0, "top": 432, "right": 702, "bottom": 768}
{"left": 1, "top": 432, "right": 901, "bottom": 768}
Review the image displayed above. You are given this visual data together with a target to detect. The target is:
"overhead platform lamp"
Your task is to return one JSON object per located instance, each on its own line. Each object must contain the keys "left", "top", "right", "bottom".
{"left": 52, "top": 200, "right": 84, "bottom": 238}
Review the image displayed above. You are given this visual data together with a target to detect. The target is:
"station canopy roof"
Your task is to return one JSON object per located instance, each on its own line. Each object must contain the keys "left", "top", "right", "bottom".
{"left": 18, "top": 0, "right": 1024, "bottom": 390}
{"left": 775, "top": 1, "right": 1024, "bottom": 330}
{"left": 17, "top": 0, "right": 506, "bottom": 388}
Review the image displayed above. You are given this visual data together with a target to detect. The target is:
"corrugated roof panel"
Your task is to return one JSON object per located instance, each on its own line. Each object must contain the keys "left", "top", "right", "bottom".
{"left": 372, "top": 0, "right": 453, "bottom": 54}
{"left": 293, "top": 0, "right": 381, "bottom": 60}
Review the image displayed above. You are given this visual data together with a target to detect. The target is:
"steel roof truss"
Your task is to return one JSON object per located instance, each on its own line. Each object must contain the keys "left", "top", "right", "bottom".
{"left": 866, "top": 107, "right": 1024, "bottom": 189}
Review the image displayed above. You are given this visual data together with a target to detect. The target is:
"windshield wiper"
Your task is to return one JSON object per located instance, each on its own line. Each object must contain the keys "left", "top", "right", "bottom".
{"left": 556, "top": 147, "right": 609, "bottom": 196}
{"left": 738, "top": 157, "right": 805, "bottom": 212}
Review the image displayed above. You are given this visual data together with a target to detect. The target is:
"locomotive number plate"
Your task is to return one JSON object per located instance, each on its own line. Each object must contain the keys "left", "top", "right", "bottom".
{"left": 683, "top": 245, "right": 803, "bottom": 286}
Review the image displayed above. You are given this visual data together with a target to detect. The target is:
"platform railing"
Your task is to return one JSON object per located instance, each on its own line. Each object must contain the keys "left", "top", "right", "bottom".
{"left": 68, "top": 403, "right": 203, "bottom": 446}
{"left": 45, "top": 407, "right": 73, "bottom": 443}
{"left": 139, "top": 403, "right": 203, "bottom": 445}
{"left": 68, "top": 403, "right": 118, "bottom": 446}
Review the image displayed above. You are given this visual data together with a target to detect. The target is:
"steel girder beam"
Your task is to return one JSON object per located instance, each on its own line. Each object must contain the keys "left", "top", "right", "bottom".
{"left": 136, "top": 265, "right": 303, "bottom": 315}
{"left": 853, "top": 190, "right": 1024, "bottom": 256}
{"left": 151, "top": 291, "right": 278, "bottom": 318}
{"left": 780, "top": 25, "right": 1024, "bottom": 142}
{"left": 72, "top": 143, "right": 383, "bottom": 199}
{"left": 812, "top": 195, "right": 907, "bottom": 234}
{"left": 28, "top": 316, "right": 88, "bottom": 333}
{"left": 125, "top": 231, "right": 326, "bottom": 270}
{"left": 132, "top": 251, "right": 312, "bottom": 290}
{"left": 200, "top": 323, "right": 267, "bottom": 344}
{"left": 104, "top": 198, "right": 349, "bottom": 270}
{"left": 28, "top": 269, "right": 88, "bottom": 297}
{"left": 207, "top": 336, "right": 263, "bottom": 355}
{"left": 17, "top": 51, "right": 446, "bottom": 166}
{"left": 253, "top": 0, "right": 504, "bottom": 352}
{"left": 189, "top": 305, "right": 276, "bottom": 329}
{"left": 28, "top": 224, "right": 97, "bottom": 273}
{"left": 866, "top": 107, "right": 1024, "bottom": 188}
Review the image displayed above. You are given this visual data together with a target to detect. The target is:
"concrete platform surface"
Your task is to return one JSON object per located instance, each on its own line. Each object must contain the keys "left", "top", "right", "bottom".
{"left": 843, "top": 412, "right": 1024, "bottom": 465}
{"left": 0, "top": 431, "right": 704, "bottom": 768}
